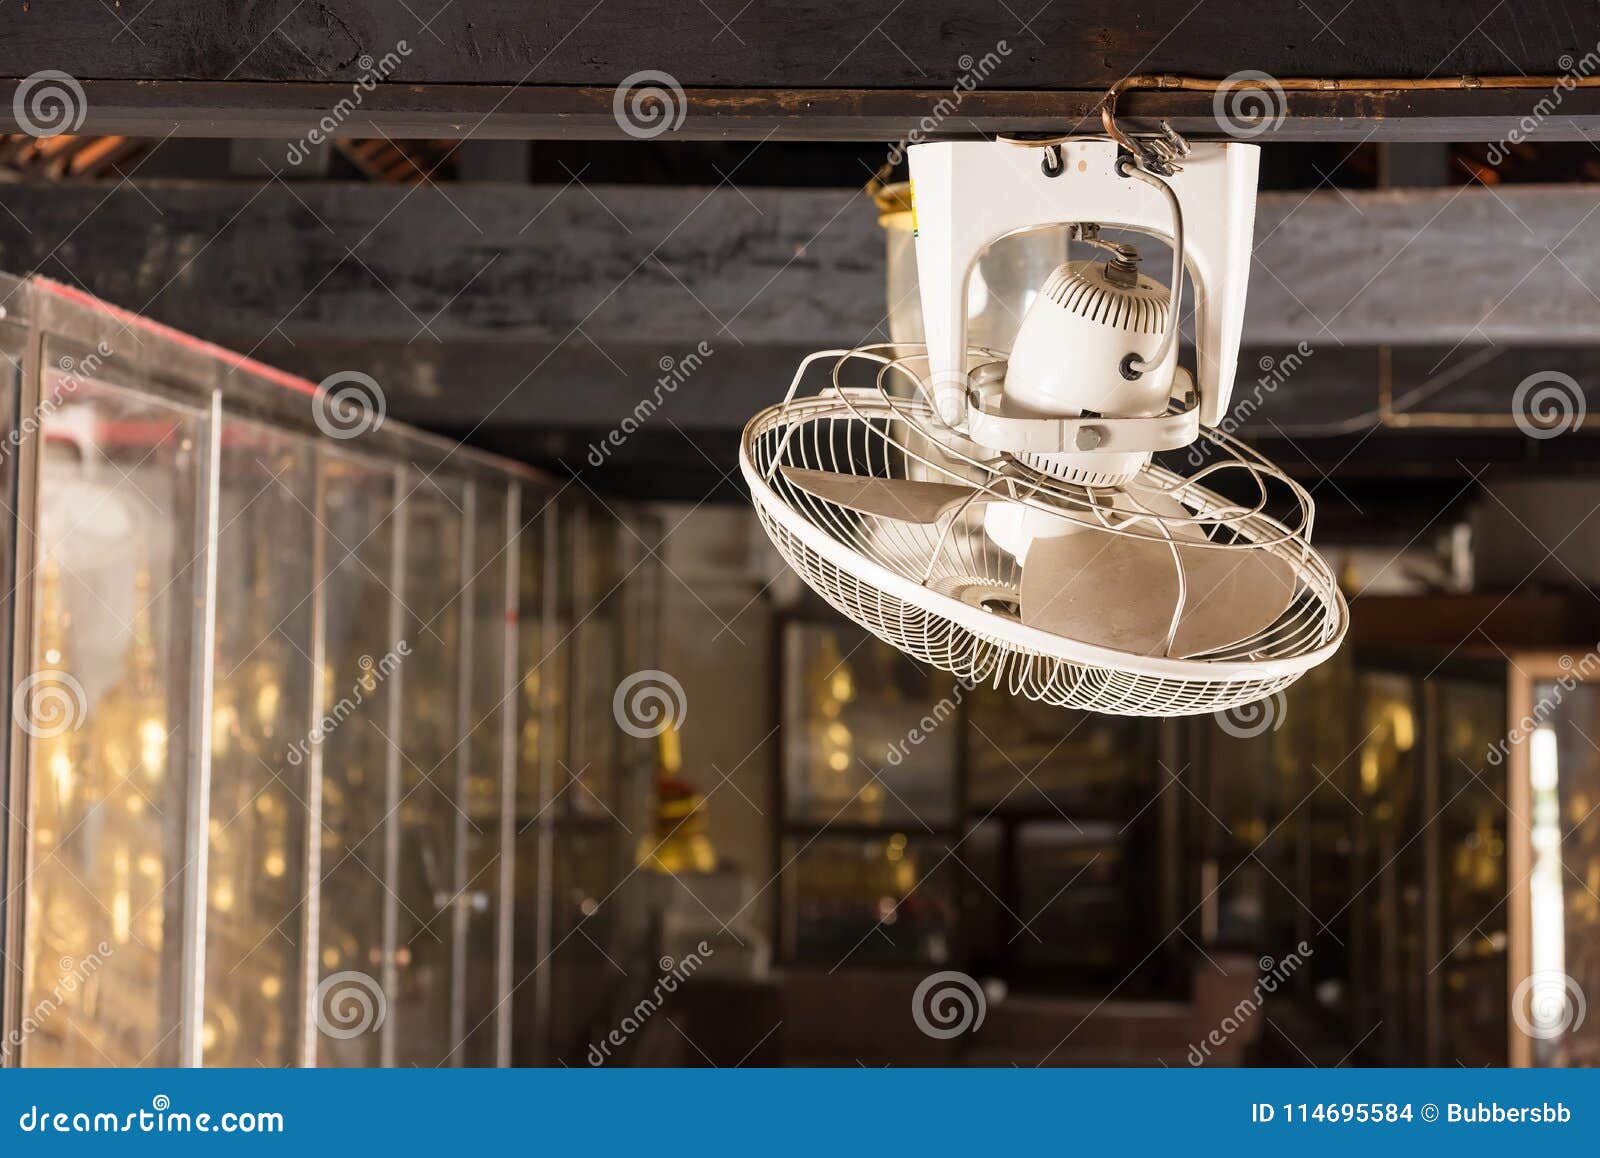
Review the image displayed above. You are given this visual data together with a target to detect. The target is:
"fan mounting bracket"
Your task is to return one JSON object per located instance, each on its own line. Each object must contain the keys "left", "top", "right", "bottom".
{"left": 963, "top": 364, "right": 1200, "bottom": 455}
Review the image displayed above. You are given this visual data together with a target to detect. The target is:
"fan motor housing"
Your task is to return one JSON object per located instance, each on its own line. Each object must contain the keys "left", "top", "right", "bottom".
{"left": 1004, "top": 259, "right": 1177, "bottom": 487}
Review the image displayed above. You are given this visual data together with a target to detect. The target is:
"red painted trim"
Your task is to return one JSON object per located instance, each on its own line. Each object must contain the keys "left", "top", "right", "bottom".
{"left": 35, "top": 277, "right": 322, "bottom": 398}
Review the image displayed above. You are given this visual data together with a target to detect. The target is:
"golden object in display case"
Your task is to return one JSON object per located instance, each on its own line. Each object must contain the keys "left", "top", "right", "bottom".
{"left": 638, "top": 724, "right": 717, "bottom": 875}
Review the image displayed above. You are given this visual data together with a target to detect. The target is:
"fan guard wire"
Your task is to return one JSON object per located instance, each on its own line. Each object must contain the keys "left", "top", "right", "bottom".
{"left": 742, "top": 345, "right": 1348, "bottom": 716}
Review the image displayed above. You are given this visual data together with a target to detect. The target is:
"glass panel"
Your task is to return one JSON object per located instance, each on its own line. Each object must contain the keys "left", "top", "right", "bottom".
{"left": 1349, "top": 672, "right": 1425, "bottom": 1061}
{"left": 546, "top": 826, "right": 617, "bottom": 1063}
{"left": 1199, "top": 655, "right": 1358, "bottom": 955}
{"left": 512, "top": 505, "right": 561, "bottom": 1063}
{"left": 1528, "top": 680, "right": 1600, "bottom": 1066}
{"left": 1436, "top": 679, "right": 1507, "bottom": 1066}
{"left": 459, "top": 484, "right": 510, "bottom": 1065}
{"left": 966, "top": 690, "right": 1152, "bottom": 815}
{"left": 315, "top": 452, "right": 398, "bottom": 1066}
{"left": 567, "top": 509, "right": 619, "bottom": 820}
{"left": 1012, "top": 821, "right": 1133, "bottom": 977}
{"left": 22, "top": 368, "right": 205, "bottom": 1066}
{"left": 781, "top": 834, "right": 956, "bottom": 966}
{"left": 781, "top": 623, "right": 958, "bottom": 828}
{"left": 0, "top": 315, "right": 20, "bottom": 929}
{"left": 202, "top": 421, "right": 316, "bottom": 1066}
{"left": 391, "top": 472, "right": 466, "bottom": 1066}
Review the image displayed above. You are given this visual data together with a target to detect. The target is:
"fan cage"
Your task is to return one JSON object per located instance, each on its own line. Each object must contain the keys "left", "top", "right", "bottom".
{"left": 741, "top": 346, "right": 1349, "bottom": 717}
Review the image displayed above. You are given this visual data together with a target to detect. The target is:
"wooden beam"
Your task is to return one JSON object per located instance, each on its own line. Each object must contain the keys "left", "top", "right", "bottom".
{"left": 1, "top": 1, "right": 1597, "bottom": 140}
{"left": 7, "top": 81, "right": 1600, "bottom": 143}
{"left": 0, "top": 0, "right": 1584, "bottom": 88}
{"left": 0, "top": 180, "right": 887, "bottom": 349}
{"left": 3, "top": 178, "right": 1596, "bottom": 352}
{"left": 1248, "top": 186, "right": 1600, "bottom": 346}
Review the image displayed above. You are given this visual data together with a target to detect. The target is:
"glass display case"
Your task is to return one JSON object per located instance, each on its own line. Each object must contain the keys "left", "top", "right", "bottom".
{"left": 0, "top": 276, "right": 653, "bottom": 1068}
{"left": 774, "top": 616, "right": 963, "bottom": 967}
{"left": 1192, "top": 648, "right": 1510, "bottom": 1066}
{"left": 772, "top": 612, "right": 1175, "bottom": 991}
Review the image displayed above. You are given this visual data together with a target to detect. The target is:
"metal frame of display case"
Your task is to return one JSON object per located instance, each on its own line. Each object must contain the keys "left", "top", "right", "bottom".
{"left": 0, "top": 275, "right": 629, "bottom": 1068}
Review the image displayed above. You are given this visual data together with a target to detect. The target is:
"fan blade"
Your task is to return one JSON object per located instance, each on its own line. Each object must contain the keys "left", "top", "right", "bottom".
{"left": 1020, "top": 532, "right": 1297, "bottom": 657}
{"left": 1169, "top": 546, "right": 1298, "bottom": 658}
{"left": 1020, "top": 533, "right": 1182, "bottom": 654}
{"left": 780, "top": 467, "right": 982, "bottom": 524}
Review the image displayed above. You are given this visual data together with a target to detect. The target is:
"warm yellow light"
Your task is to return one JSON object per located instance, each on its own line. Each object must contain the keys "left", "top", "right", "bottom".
{"left": 212, "top": 703, "right": 237, "bottom": 755}
{"left": 264, "top": 851, "right": 286, "bottom": 878}
{"left": 139, "top": 718, "right": 167, "bottom": 778}
{"left": 112, "top": 849, "right": 131, "bottom": 945}
{"left": 1390, "top": 704, "right": 1415, "bottom": 752}
{"left": 260, "top": 976, "right": 282, "bottom": 999}
{"left": 50, "top": 751, "right": 74, "bottom": 805}
{"left": 255, "top": 682, "right": 281, "bottom": 728}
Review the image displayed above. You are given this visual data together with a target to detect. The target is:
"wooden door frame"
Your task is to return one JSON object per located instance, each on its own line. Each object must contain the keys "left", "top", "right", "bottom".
{"left": 1505, "top": 650, "right": 1599, "bottom": 1066}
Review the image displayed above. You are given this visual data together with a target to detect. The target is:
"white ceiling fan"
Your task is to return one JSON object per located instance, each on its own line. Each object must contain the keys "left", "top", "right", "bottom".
{"left": 740, "top": 135, "right": 1347, "bottom": 716}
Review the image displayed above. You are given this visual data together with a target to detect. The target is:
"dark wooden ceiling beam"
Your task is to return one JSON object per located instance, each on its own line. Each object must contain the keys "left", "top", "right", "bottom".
{"left": 0, "top": 1, "right": 1584, "bottom": 86}
{"left": 0, "top": 177, "right": 1595, "bottom": 448}
{"left": 6, "top": 81, "right": 1600, "bottom": 143}
{"left": 2, "top": 1, "right": 1598, "bottom": 140}
{"left": 1, "top": 179, "right": 1593, "bottom": 351}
